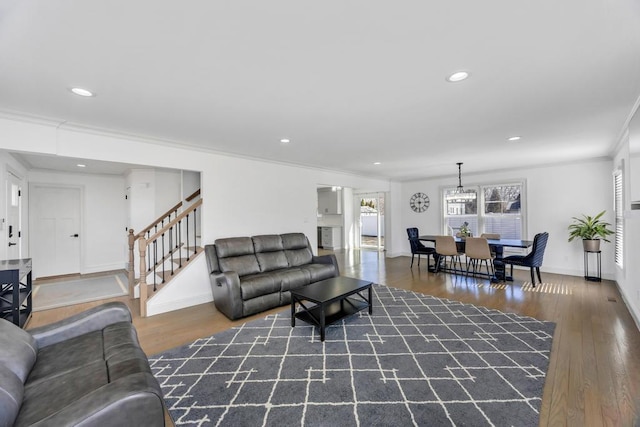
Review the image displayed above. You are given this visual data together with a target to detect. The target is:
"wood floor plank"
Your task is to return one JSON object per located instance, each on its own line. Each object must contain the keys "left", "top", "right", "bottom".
{"left": 26, "top": 249, "right": 640, "bottom": 427}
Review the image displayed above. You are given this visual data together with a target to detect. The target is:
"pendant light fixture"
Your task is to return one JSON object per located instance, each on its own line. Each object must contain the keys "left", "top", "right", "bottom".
{"left": 446, "top": 162, "right": 477, "bottom": 201}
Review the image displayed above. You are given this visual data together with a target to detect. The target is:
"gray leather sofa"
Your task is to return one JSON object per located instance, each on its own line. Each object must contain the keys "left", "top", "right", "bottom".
{"left": 205, "top": 233, "right": 339, "bottom": 320}
{"left": 0, "top": 302, "right": 166, "bottom": 427}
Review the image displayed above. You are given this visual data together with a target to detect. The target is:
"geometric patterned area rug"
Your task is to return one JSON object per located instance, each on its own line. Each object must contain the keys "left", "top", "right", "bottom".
{"left": 149, "top": 285, "right": 556, "bottom": 426}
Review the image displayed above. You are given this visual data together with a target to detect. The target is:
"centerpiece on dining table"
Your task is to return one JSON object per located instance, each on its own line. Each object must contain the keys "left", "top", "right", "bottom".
{"left": 457, "top": 221, "right": 472, "bottom": 238}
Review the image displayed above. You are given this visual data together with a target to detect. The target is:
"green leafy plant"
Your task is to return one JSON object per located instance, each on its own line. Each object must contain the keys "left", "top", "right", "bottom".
{"left": 567, "top": 211, "right": 614, "bottom": 242}
{"left": 459, "top": 221, "right": 471, "bottom": 237}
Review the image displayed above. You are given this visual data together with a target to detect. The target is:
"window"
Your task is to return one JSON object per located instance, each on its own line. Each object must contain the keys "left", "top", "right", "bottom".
{"left": 614, "top": 170, "right": 623, "bottom": 267}
{"left": 443, "top": 182, "right": 524, "bottom": 239}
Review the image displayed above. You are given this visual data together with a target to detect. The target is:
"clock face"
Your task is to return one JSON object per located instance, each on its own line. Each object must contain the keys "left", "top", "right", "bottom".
{"left": 410, "top": 192, "right": 430, "bottom": 213}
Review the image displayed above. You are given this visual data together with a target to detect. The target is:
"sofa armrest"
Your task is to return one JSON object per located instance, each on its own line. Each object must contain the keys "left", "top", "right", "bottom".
{"left": 28, "top": 302, "right": 133, "bottom": 348}
{"left": 28, "top": 372, "right": 165, "bottom": 427}
{"left": 210, "top": 272, "right": 244, "bottom": 320}
{"left": 312, "top": 253, "right": 340, "bottom": 276}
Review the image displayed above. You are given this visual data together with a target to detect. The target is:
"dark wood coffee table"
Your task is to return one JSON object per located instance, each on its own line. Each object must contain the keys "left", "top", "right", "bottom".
{"left": 290, "top": 276, "right": 373, "bottom": 341}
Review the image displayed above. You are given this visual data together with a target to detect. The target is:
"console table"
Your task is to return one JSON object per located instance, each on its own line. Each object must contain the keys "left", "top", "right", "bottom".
{"left": 0, "top": 258, "right": 33, "bottom": 328}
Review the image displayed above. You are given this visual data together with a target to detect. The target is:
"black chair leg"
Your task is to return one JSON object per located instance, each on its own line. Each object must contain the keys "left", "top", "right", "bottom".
{"left": 536, "top": 267, "right": 542, "bottom": 284}
{"left": 411, "top": 254, "right": 415, "bottom": 268}
{"left": 530, "top": 268, "right": 536, "bottom": 287}
{"left": 418, "top": 254, "right": 421, "bottom": 266}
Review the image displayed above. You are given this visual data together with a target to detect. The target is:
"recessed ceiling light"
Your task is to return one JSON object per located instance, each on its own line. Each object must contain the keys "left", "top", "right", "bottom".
{"left": 77, "top": 164, "right": 86, "bottom": 168}
{"left": 508, "top": 136, "right": 522, "bottom": 141}
{"left": 446, "top": 71, "right": 470, "bottom": 82}
{"left": 280, "top": 138, "right": 290, "bottom": 144}
{"left": 70, "top": 87, "right": 95, "bottom": 97}
{"left": 373, "top": 162, "right": 381, "bottom": 165}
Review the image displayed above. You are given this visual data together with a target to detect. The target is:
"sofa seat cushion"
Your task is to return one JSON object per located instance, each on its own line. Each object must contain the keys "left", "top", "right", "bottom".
{"left": 18, "top": 361, "right": 109, "bottom": 427}
{"left": 240, "top": 273, "right": 281, "bottom": 300}
{"left": 275, "top": 268, "right": 311, "bottom": 292}
{"left": 27, "top": 330, "right": 103, "bottom": 385}
{"left": 27, "top": 322, "right": 140, "bottom": 386}
{"left": 301, "top": 263, "right": 338, "bottom": 282}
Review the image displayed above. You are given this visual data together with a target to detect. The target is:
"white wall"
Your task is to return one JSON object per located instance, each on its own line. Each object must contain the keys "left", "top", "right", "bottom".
{"left": 155, "top": 169, "right": 181, "bottom": 216}
{"left": 0, "top": 116, "right": 390, "bottom": 312}
{"left": 614, "top": 108, "right": 640, "bottom": 329}
{"left": 182, "top": 170, "right": 200, "bottom": 199}
{"left": 28, "top": 169, "right": 126, "bottom": 274}
{"left": 390, "top": 158, "right": 617, "bottom": 279}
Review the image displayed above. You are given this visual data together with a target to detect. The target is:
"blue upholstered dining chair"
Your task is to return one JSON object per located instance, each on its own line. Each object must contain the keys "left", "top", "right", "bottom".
{"left": 407, "top": 228, "right": 435, "bottom": 268}
{"left": 501, "top": 232, "right": 549, "bottom": 287}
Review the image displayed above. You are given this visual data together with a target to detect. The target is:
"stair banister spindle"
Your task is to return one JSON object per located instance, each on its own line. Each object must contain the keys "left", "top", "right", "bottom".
{"left": 186, "top": 213, "right": 190, "bottom": 261}
{"left": 169, "top": 225, "right": 175, "bottom": 276}
{"left": 178, "top": 219, "right": 183, "bottom": 268}
{"left": 152, "top": 239, "right": 158, "bottom": 291}
{"left": 193, "top": 208, "right": 198, "bottom": 255}
{"left": 161, "top": 232, "right": 166, "bottom": 284}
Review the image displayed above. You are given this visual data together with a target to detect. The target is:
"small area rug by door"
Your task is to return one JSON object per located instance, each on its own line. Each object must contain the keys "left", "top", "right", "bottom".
{"left": 33, "top": 273, "right": 128, "bottom": 311}
{"left": 150, "top": 285, "right": 555, "bottom": 427}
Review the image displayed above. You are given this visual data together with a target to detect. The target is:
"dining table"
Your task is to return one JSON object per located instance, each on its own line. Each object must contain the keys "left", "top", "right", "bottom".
{"left": 419, "top": 235, "right": 533, "bottom": 281}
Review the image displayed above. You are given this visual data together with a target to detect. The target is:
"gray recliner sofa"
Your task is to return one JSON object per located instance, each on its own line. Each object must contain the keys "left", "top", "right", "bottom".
{"left": 0, "top": 302, "right": 166, "bottom": 427}
{"left": 205, "top": 232, "right": 339, "bottom": 320}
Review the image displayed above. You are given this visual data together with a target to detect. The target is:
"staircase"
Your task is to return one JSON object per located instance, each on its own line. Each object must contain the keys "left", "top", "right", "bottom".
{"left": 128, "top": 190, "right": 202, "bottom": 317}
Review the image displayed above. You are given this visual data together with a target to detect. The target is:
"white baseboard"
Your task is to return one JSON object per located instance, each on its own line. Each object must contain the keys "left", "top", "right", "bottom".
{"left": 616, "top": 282, "right": 640, "bottom": 332}
{"left": 81, "top": 262, "right": 127, "bottom": 274}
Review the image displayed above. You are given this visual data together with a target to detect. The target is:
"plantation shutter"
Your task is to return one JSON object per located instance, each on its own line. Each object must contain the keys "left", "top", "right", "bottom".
{"left": 614, "top": 171, "right": 623, "bottom": 267}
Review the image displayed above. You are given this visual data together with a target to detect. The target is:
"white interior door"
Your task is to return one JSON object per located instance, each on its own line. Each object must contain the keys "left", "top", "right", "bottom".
{"left": 6, "top": 173, "right": 22, "bottom": 259}
{"left": 31, "top": 185, "right": 81, "bottom": 278}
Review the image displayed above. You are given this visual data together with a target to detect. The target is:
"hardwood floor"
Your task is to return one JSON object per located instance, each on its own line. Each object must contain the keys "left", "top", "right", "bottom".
{"left": 27, "top": 249, "right": 640, "bottom": 426}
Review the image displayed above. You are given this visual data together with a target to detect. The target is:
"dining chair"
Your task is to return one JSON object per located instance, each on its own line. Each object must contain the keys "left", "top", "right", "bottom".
{"left": 407, "top": 228, "right": 435, "bottom": 268}
{"left": 464, "top": 237, "right": 494, "bottom": 278}
{"left": 501, "top": 232, "right": 549, "bottom": 287}
{"left": 434, "top": 235, "right": 462, "bottom": 274}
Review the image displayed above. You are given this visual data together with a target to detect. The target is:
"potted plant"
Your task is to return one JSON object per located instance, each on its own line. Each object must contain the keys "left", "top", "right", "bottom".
{"left": 457, "top": 221, "right": 472, "bottom": 238}
{"left": 567, "top": 210, "right": 614, "bottom": 252}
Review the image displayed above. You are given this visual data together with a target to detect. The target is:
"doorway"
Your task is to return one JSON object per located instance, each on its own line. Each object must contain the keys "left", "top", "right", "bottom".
{"left": 358, "top": 193, "right": 385, "bottom": 250}
{"left": 6, "top": 172, "right": 23, "bottom": 259}
{"left": 30, "top": 185, "right": 81, "bottom": 278}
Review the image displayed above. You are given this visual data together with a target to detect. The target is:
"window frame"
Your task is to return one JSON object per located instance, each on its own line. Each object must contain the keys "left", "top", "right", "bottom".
{"left": 441, "top": 180, "right": 527, "bottom": 239}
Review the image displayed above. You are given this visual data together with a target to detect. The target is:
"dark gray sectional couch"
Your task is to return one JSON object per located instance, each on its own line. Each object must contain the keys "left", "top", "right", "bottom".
{"left": 205, "top": 233, "right": 339, "bottom": 320}
{"left": 0, "top": 302, "right": 165, "bottom": 427}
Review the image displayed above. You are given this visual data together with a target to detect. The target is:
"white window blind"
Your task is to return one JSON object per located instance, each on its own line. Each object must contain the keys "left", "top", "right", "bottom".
{"left": 614, "top": 171, "right": 623, "bottom": 267}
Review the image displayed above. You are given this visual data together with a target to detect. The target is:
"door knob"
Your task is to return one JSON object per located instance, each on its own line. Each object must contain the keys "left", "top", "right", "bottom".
{"left": 8, "top": 242, "right": 16, "bottom": 246}
{"left": 70, "top": 234, "right": 79, "bottom": 237}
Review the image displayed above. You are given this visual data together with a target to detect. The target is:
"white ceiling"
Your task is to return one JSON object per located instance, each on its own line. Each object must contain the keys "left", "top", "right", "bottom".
{"left": 1, "top": 1, "right": 639, "bottom": 181}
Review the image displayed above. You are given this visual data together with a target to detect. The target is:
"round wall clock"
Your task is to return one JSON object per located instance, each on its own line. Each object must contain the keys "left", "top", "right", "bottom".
{"left": 410, "top": 192, "right": 430, "bottom": 212}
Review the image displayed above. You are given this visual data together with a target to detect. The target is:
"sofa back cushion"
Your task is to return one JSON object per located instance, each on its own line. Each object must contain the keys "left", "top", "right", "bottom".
{"left": 0, "top": 318, "right": 37, "bottom": 383}
{"left": 215, "top": 237, "right": 261, "bottom": 277}
{"left": 252, "top": 235, "right": 289, "bottom": 272}
{"left": 281, "top": 233, "right": 313, "bottom": 267}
